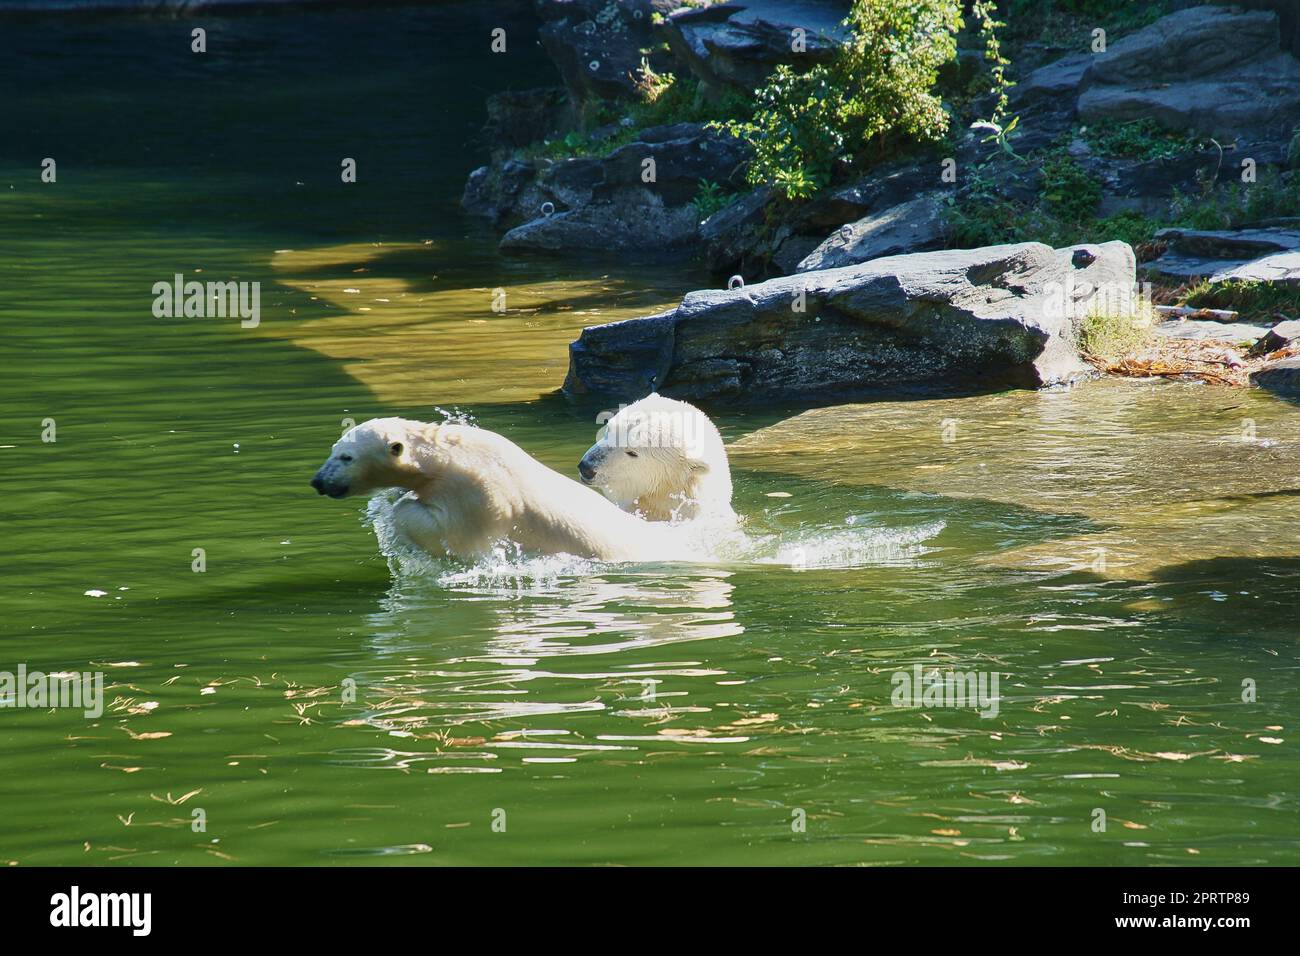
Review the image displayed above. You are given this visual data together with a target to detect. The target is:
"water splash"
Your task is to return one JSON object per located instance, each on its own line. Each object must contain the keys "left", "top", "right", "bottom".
{"left": 364, "top": 491, "right": 945, "bottom": 584}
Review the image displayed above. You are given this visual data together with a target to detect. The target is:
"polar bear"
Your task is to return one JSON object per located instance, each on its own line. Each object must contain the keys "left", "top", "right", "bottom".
{"left": 577, "top": 394, "right": 736, "bottom": 523}
{"left": 310, "top": 417, "right": 699, "bottom": 563}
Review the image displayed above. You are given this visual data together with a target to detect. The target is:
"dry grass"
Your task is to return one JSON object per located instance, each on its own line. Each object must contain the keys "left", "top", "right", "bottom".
{"left": 1087, "top": 336, "right": 1299, "bottom": 387}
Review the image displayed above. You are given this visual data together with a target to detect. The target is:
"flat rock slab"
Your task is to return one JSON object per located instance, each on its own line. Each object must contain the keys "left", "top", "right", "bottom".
{"left": 1154, "top": 319, "right": 1272, "bottom": 342}
{"left": 1144, "top": 227, "right": 1300, "bottom": 285}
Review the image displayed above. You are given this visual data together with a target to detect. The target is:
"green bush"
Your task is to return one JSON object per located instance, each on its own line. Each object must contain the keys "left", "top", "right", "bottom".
{"left": 1183, "top": 279, "right": 1300, "bottom": 320}
{"left": 691, "top": 180, "right": 738, "bottom": 220}
{"left": 1084, "top": 118, "right": 1204, "bottom": 161}
{"left": 1040, "top": 154, "right": 1101, "bottom": 221}
{"left": 945, "top": 156, "right": 1159, "bottom": 251}
{"left": 1092, "top": 210, "right": 1159, "bottom": 248}
{"left": 1171, "top": 170, "right": 1300, "bottom": 230}
{"left": 721, "top": 0, "right": 962, "bottom": 199}
{"left": 1003, "top": 0, "right": 1171, "bottom": 46}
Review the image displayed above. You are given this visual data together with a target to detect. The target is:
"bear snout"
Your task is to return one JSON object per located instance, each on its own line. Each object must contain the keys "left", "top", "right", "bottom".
{"left": 578, "top": 457, "right": 597, "bottom": 482}
{"left": 310, "top": 467, "right": 349, "bottom": 498}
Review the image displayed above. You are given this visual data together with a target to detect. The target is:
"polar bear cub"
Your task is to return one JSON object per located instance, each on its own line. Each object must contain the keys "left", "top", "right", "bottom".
{"left": 578, "top": 393, "right": 736, "bottom": 523}
{"left": 310, "top": 417, "right": 699, "bottom": 563}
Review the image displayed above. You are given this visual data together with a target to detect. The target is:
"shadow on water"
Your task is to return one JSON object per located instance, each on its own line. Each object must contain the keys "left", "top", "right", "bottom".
{"left": 1146, "top": 555, "right": 1300, "bottom": 635}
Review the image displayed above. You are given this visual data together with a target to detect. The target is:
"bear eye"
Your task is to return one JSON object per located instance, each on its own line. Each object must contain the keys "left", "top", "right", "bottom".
{"left": 626, "top": 450, "right": 638, "bottom": 458}
{"left": 390, "top": 442, "right": 403, "bottom": 457}
{"left": 338, "top": 454, "right": 353, "bottom": 463}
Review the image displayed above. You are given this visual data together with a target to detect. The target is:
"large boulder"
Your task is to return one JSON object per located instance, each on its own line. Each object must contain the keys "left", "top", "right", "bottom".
{"left": 658, "top": 0, "right": 851, "bottom": 97}
{"left": 1077, "top": 5, "right": 1300, "bottom": 139}
{"left": 564, "top": 241, "right": 1137, "bottom": 404}
{"left": 500, "top": 193, "right": 702, "bottom": 254}
{"left": 462, "top": 158, "right": 551, "bottom": 229}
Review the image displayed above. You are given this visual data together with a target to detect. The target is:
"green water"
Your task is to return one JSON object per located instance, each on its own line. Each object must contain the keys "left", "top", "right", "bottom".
{"left": 2, "top": 6, "right": 1298, "bottom": 867}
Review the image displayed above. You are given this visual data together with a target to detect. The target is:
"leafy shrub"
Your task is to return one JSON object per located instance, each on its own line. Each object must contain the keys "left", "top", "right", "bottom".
{"left": 944, "top": 156, "right": 1161, "bottom": 251}
{"left": 1003, "top": 0, "right": 1171, "bottom": 46}
{"left": 721, "top": 0, "right": 962, "bottom": 199}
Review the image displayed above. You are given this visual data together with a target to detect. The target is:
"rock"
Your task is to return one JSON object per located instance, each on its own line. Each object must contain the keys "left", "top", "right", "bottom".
{"left": 795, "top": 194, "right": 947, "bottom": 272}
{"left": 1144, "top": 227, "right": 1300, "bottom": 285}
{"left": 479, "top": 122, "right": 749, "bottom": 256}
{"left": 699, "top": 187, "right": 774, "bottom": 274}
{"left": 790, "top": 161, "right": 941, "bottom": 233}
{"left": 1078, "top": 5, "right": 1300, "bottom": 139}
{"left": 1055, "top": 241, "right": 1139, "bottom": 318}
{"left": 1090, "top": 6, "right": 1278, "bottom": 85}
{"left": 769, "top": 233, "right": 823, "bottom": 274}
{"left": 659, "top": 0, "right": 851, "bottom": 97}
{"left": 1103, "top": 147, "right": 1229, "bottom": 201}
{"left": 1011, "top": 52, "right": 1092, "bottom": 107}
{"left": 461, "top": 158, "right": 550, "bottom": 229}
{"left": 1155, "top": 319, "right": 1274, "bottom": 342}
{"left": 1251, "top": 355, "right": 1300, "bottom": 396}
{"left": 699, "top": 159, "right": 946, "bottom": 278}
{"left": 536, "top": 0, "right": 683, "bottom": 107}
{"left": 500, "top": 195, "right": 701, "bottom": 254}
{"left": 599, "top": 121, "right": 749, "bottom": 206}
{"left": 564, "top": 241, "right": 1138, "bottom": 404}
{"left": 1233, "top": 0, "right": 1300, "bottom": 57}
{"left": 564, "top": 309, "right": 678, "bottom": 398}
{"left": 482, "top": 87, "right": 569, "bottom": 158}
{"left": 1249, "top": 317, "right": 1300, "bottom": 353}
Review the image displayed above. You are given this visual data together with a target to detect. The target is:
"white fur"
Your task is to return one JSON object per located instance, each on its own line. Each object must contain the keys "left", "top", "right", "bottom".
{"left": 311, "top": 417, "right": 699, "bottom": 563}
{"left": 579, "top": 394, "right": 736, "bottom": 523}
